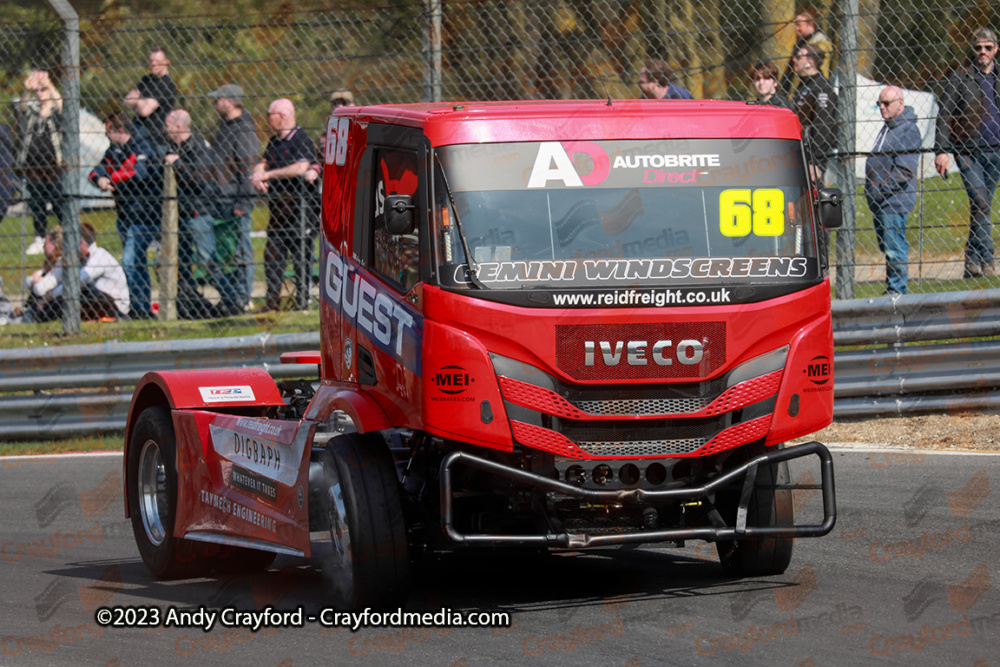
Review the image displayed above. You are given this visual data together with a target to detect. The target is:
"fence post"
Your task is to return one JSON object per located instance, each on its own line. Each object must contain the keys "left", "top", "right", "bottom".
{"left": 834, "top": 0, "right": 859, "bottom": 300}
{"left": 296, "top": 184, "right": 309, "bottom": 311}
{"left": 49, "top": 0, "right": 81, "bottom": 333}
{"left": 422, "top": 0, "right": 443, "bottom": 103}
{"left": 159, "top": 165, "right": 178, "bottom": 321}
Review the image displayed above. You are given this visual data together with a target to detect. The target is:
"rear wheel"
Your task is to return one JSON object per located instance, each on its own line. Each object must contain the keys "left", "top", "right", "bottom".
{"left": 716, "top": 444, "right": 794, "bottom": 576}
{"left": 315, "top": 432, "right": 410, "bottom": 609}
{"left": 127, "top": 406, "right": 209, "bottom": 578}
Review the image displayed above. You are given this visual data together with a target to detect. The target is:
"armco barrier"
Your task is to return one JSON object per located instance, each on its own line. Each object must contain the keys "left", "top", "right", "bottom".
{"left": 0, "top": 289, "right": 998, "bottom": 440}
{"left": 832, "top": 288, "right": 1000, "bottom": 417}
{"left": 0, "top": 332, "right": 320, "bottom": 441}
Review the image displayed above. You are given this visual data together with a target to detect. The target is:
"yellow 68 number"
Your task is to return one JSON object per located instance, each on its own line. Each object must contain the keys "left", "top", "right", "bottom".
{"left": 718, "top": 188, "right": 785, "bottom": 237}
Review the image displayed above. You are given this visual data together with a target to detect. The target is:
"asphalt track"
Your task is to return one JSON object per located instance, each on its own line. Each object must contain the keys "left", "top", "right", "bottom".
{"left": 1, "top": 446, "right": 997, "bottom": 666}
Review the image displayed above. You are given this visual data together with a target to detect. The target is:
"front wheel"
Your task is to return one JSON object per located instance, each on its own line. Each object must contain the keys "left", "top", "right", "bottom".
{"left": 315, "top": 432, "right": 410, "bottom": 609}
{"left": 716, "top": 445, "right": 794, "bottom": 577}
{"left": 127, "top": 406, "right": 209, "bottom": 579}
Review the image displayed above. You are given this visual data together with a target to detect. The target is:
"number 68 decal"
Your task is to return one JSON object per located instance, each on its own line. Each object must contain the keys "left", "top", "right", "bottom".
{"left": 719, "top": 188, "right": 785, "bottom": 237}
{"left": 325, "top": 116, "right": 350, "bottom": 166}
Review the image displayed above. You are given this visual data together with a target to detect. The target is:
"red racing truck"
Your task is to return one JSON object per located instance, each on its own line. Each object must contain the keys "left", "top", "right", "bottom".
{"left": 123, "top": 99, "right": 840, "bottom": 608}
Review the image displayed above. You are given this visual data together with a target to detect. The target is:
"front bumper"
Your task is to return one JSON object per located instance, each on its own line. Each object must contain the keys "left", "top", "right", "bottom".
{"left": 439, "top": 441, "right": 836, "bottom": 548}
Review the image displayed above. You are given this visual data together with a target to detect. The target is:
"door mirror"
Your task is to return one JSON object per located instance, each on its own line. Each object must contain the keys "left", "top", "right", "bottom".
{"left": 817, "top": 187, "right": 843, "bottom": 229}
{"left": 384, "top": 194, "right": 416, "bottom": 235}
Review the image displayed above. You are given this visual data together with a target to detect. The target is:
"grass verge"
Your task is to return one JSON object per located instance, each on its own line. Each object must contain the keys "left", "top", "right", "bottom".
{"left": 0, "top": 433, "right": 124, "bottom": 457}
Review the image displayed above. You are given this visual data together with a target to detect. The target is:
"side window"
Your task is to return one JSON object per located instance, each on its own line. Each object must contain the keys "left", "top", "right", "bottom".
{"left": 372, "top": 149, "right": 420, "bottom": 292}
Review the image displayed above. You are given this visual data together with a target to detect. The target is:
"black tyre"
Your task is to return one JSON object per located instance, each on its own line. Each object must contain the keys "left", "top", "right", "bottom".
{"left": 315, "top": 432, "right": 410, "bottom": 609}
{"left": 716, "top": 445, "right": 794, "bottom": 577}
{"left": 127, "top": 406, "right": 209, "bottom": 579}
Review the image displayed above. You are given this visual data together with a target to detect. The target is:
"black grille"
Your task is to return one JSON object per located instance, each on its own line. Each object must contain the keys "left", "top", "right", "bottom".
{"left": 556, "top": 415, "right": 727, "bottom": 443}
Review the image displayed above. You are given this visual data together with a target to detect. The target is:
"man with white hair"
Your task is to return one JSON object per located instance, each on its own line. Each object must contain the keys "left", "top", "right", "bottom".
{"left": 865, "top": 86, "right": 921, "bottom": 295}
{"left": 251, "top": 98, "right": 316, "bottom": 312}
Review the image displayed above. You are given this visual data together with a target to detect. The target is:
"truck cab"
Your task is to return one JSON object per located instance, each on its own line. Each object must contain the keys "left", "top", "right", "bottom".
{"left": 124, "top": 99, "right": 838, "bottom": 609}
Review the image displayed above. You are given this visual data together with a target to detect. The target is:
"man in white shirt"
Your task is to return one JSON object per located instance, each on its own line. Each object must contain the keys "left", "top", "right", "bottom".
{"left": 76, "top": 222, "right": 130, "bottom": 319}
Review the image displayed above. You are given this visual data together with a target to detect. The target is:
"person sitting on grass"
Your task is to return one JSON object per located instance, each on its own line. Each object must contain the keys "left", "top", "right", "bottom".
{"left": 21, "top": 223, "right": 130, "bottom": 322}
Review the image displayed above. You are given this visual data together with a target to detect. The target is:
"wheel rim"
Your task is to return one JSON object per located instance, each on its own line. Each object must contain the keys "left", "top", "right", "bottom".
{"left": 137, "top": 439, "right": 169, "bottom": 546}
{"left": 324, "top": 466, "right": 354, "bottom": 602}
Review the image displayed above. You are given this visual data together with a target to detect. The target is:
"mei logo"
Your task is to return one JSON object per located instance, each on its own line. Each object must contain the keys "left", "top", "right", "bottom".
{"left": 527, "top": 142, "right": 610, "bottom": 188}
{"left": 432, "top": 366, "right": 474, "bottom": 395}
{"left": 805, "top": 356, "right": 832, "bottom": 385}
{"left": 199, "top": 386, "right": 256, "bottom": 403}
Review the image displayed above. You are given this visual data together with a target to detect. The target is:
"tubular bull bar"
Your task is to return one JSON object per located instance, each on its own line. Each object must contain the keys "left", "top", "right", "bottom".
{"left": 439, "top": 441, "right": 836, "bottom": 548}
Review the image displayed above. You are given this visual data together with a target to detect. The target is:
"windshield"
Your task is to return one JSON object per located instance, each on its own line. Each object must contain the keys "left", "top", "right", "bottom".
{"left": 434, "top": 139, "right": 818, "bottom": 289}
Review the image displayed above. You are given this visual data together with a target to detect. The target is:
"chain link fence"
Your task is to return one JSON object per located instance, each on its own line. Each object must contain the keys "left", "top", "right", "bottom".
{"left": 0, "top": 0, "right": 999, "bottom": 338}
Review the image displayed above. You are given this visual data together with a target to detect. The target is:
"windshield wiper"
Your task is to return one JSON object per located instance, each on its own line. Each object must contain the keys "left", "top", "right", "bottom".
{"left": 434, "top": 153, "right": 486, "bottom": 290}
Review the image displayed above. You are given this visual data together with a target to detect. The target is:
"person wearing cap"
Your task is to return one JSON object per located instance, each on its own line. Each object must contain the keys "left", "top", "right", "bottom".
{"left": 125, "top": 47, "right": 177, "bottom": 150}
{"left": 329, "top": 89, "right": 355, "bottom": 112}
{"left": 210, "top": 83, "right": 260, "bottom": 310}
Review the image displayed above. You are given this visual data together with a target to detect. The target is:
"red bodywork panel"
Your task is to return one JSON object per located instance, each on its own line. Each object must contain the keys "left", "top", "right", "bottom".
{"left": 337, "top": 99, "right": 802, "bottom": 145}
{"left": 172, "top": 411, "right": 314, "bottom": 556}
{"left": 413, "top": 280, "right": 832, "bottom": 457}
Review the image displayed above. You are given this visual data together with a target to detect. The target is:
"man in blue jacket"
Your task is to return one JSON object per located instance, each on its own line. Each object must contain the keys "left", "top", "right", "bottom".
{"left": 89, "top": 111, "right": 161, "bottom": 319}
{"left": 865, "top": 86, "right": 922, "bottom": 295}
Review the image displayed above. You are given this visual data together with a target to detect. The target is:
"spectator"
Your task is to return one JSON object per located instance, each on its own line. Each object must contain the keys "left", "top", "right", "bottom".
{"left": 329, "top": 89, "right": 355, "bottom": 111}
{"left": 638, "top": 59, "right": 693, "bottom": 100}
{"left": 780, "top": 6, "right": 834, "bottom": 95}
{"left": 748, "top": 61, "right": 793, "bottom": 109}
{"left": 75, "top": 222, "right": 131, "bottom": 320}
{"left": 791, "top": 43, "right": 838, "bottom": 184}
{"left": 209, "top": 83, "right": 259, "bottom": 310}
{"left": 164, "top": 109, "right": 239, "bottom": 318}
{"left": 251, "top": 98, "right": 316, "bottom": 312}
{"left": 125, "top": 47, "right": 177, "bottom": 150}
{"left": 934, "top": 27, "right": 1000, "bottom": 278}
{"left": 315, "top": 89, "right": 357, "bottom": 169}
{"left": 865, "top": 86, "right": 921, "bottom": 295}
{"left": 300, "top": 95, "right": 355, "bottom": 305}
{"left": 89, "top": 111, "right": 161, "bottom": 319}
{"left": 21, "top": 225, "right": 64, "bottom": 323}
{"left": 17, "top": 69, "right": 64, "bottom": 256}
{"left": 22, "top": 223, "right": 130, "bottom": 322}
{"left": 0, "top": 122, "right": 13, "bottom": 224}
{"left": 0, "top": 276, "right": 16, "bottom": 326}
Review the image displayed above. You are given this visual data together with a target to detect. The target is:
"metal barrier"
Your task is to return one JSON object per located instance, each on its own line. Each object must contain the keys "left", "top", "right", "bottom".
{"left": 0, "top": 332, "right": 319, "bottom": 441}
{"left": 832, "top": 288, "right": 1000, "bottom": 417}
{"left": 0, "top": 289, "right": 998, "bottom": 440}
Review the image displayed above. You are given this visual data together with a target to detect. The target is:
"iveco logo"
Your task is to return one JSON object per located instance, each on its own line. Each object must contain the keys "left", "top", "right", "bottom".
{"left": 584, "top": 340, "right": 705, "bottom": 367}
